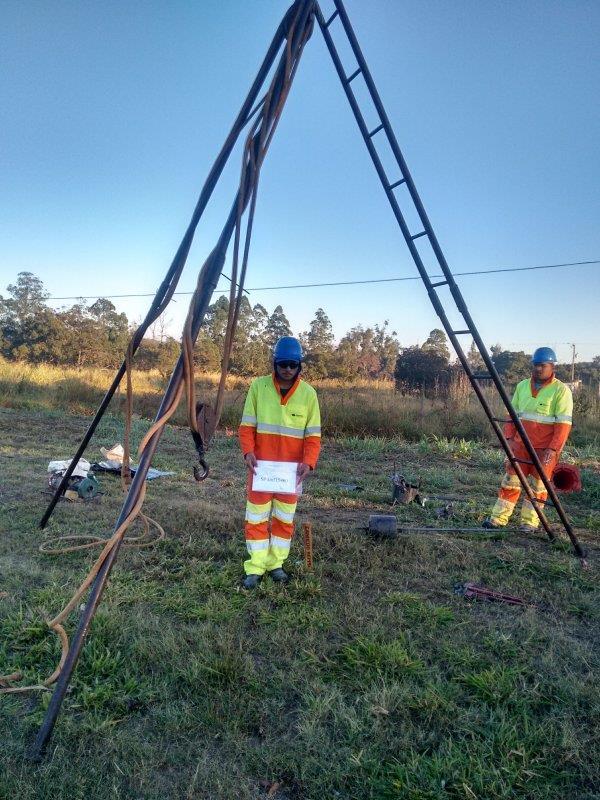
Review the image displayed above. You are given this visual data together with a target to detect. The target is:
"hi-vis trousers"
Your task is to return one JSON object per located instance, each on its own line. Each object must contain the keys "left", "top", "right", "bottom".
{"left": 490, "top": 444, "right": 556, "bottom": 529}
{"left": 244, "top": 477, "right": 298, "bottom": 576}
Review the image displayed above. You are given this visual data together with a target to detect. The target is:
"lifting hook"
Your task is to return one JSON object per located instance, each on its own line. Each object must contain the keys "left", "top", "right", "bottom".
{"left": 191, "top": 402, "right": 215, "bottom": 482}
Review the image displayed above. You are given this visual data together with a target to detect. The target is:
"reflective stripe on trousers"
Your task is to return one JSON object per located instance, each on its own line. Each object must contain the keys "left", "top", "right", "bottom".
{"left": 490, "top": 473, "right": 548, "bottom": 528}
{"left": 490, "top": 441, "right": 555, "bottom": 528}
{"left": 244, "top": 484, "right": 298, "bottom": 575}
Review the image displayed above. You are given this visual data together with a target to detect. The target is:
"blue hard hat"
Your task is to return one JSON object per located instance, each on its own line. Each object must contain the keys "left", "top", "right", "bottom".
{"left": 531, "top": 346, "right": 557, "bottom": 364}
{"left": 273, "top": 336, "right": 303, "bottom": 362}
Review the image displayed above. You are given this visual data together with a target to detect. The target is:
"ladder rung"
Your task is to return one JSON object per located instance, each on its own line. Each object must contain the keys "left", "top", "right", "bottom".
{"left": 472, "top": 373, "right": 493, "bottom": 380}
{"left": 368, "top": 123, "right": 384, "bottom": 138}
{"left": 430, "top": 280, "right": 448, "bottom": 288}
{"left": 514, "top": 458, "right": 534, "bottom": 465}
{"left": 492, "top": 417, "right": 510, "bottom": 423}
{"left": 388, "top": 178, "right": 406, "bottom": 190}
{"left": 531, "top": 497, "right": 555, "bottom": 507}
{"left": 345, "top": 68, "right": 362, "bottom": 84}
{"left": 411, "top": 230, "right": 427, "bottom": 240}
{"left": 325, "top": 10, "right": 339, "bottom": 27}
{"left": 451, "top": 329, "right": 471, "bottom": 335}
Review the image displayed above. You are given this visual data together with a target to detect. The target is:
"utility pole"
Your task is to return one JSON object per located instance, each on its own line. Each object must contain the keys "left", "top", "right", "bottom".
{"left": 569, "top": 343, "right": 577, "bottom": 384}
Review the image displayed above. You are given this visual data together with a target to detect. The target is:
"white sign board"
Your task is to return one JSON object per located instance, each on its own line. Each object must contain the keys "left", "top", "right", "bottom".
{"left": 252, "top": 460, "right": 299, "bottom": 495}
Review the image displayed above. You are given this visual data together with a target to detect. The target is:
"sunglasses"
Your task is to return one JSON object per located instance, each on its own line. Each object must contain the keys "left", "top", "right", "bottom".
{"left": 276, "top": 360, "right": 299, "bottom": 370}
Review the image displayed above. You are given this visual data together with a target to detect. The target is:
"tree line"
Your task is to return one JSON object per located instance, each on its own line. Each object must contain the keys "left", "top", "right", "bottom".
{"left": 2, "top": 272, "right": 599, "bottom": 392}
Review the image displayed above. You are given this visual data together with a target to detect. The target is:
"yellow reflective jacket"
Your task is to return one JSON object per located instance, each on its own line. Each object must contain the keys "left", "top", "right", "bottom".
{"left": 504, "top": 377, "right": 573, "bottom": 452}
{"left": 239, "top": 374, "right": 321, "bottom": 468}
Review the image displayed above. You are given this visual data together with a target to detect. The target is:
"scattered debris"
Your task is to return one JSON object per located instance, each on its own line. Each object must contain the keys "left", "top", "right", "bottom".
{"left": 258, "top": 780, "right": 283, "bottom": 797}
{"left": 46, "top": 445, "right": 173, "bottom": 501}
{"left": 436, "top": 502, "right": 454, "bottom": 519}
{"left": 371, "top": 705, "right": 390, "bottom": 716}
{"left": 92, "top": 463, "right": 175, "bottom": 481}
{"left": 47, "top": 459, "right": 101, "bottom": 501}
{"left": 92, "top": 443, "right": 175, "bottom": 480}
{"left": 99, "top": 443, "right": 125, "bottom": 467}
{"left": 454, "top": 582, "right": 526, "bottom": 606}
{"left": 337, "top": 483, "right": 363, "bottom": 492}
{"left": 48, "top": 458, "right": 90, "bottom": 478}
{"left": 391, "top": 472, "right": 426, "bottom": 507}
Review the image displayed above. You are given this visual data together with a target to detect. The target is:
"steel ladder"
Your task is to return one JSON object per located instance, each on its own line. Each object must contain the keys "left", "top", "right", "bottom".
{"left": 316, "top": 0, "right": 585, "bottom": 557}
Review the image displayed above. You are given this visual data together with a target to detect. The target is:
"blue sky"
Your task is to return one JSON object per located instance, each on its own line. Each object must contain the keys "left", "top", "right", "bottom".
{"left": 1, "top": 0, "right": 599, "bottom": 362}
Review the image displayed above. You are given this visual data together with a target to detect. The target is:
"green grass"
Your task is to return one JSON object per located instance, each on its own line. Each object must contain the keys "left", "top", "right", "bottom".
{"left": 0, "top": 406, "right": 599, "bottom": 799}
{"left": 3, "top": 357, "right": 600, "bottom": 447}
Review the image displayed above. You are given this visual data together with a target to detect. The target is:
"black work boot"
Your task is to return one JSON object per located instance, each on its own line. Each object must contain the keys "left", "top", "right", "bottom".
{"left": 242, "top": 573, "right": 262, "bottom": 590}
{"left": 519, "top": 523, "right": 537, "bottom": 534}
{"left": 482, "top": 518, "right": 502, "bottom": 529}
{"left": 268, "top": 568, "right": 289, "bottom": 583}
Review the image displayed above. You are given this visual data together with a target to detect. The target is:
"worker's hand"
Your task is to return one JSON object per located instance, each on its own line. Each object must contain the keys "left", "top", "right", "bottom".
{"left": 296, "top": 462, "right": 311, "bottom": 486}
{"left": 244, "top": 453, "right": 258, "bottom": 474}
{"left": 541, "top": 448, "right": 556, "bottom": 467}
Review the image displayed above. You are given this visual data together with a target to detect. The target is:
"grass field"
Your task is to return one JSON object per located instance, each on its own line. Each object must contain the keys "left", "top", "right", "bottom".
{"left": 1, "top": 399, "right": 599, "bottom": 799}
{"left": 3, "top": 358, "right": 599, "bottom": 446}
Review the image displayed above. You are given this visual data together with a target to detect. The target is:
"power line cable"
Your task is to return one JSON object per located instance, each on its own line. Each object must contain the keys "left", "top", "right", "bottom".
{"left": 46, "top": 273, "right": 248, "bottom": 302}
{"left": 43, "top": 258, "right": 600, "bottom": 301}
{"left": 249, "top": 258, "right": 600, "bottom": 291}
{"left": 506, "top": 341, "right": 600, "bottom": 346}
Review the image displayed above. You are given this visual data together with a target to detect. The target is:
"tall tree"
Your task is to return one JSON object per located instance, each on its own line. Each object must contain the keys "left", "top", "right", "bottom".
{"left": 394, "top": 346, "right": 450, "bottom": 394}
{"left": 0, "top": 272, "right": 55, "bottom": 361}
{"left": 265, "top": 305, "right": 292, "bottom": 350}
{"left": 303, "top": 308, "right": 334, "bottom": 352}
{"left": 467, "top": 340, "right": 485, "bottom": 371}
{"left": 422, "top": 328, "right": 450, "bottom": 362}
{"left": 230, "top": 296, "right": 255, "bottom": 374}
{"left": 87, "top": 298, "right": 129, "bottom": 367}
{"left": 244, "top": 303, "right": 270, "bottom": 373}
{"left": 55, "top": 302, "right": 100, "bottom": 368}
{"left": 195, "top": 295, "right": 229, "bottom": 372}
{"left": 332, "top": 326, "right": 381, "bottom": 380}
{"left": 372, "top": 321, "right": 400, "bottom": 379}
{"left": 302, "top": 308, "right": 334, "bottom": 378}
{"left": 492, "top": 350, "right": 532, "bottom": 386}
{"left": 393, "top": 327, "right": 451, "bottom": 393}
{"left": 250, "top": 304, "right": 269, "bottom": 338}
{"left": 2, "top": 271, "right": 49, "bottom": 320}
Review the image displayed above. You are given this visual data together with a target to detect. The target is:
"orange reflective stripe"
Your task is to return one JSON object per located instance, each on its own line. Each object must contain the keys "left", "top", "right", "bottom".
{"left": 245, "top": 523, "right": 269, "bottom": 540}
{"left": 253, "top": 432, "right": 305, "bottom": 462}
{"left": 271, "top": 518, "right": 294, "bottom": 538}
